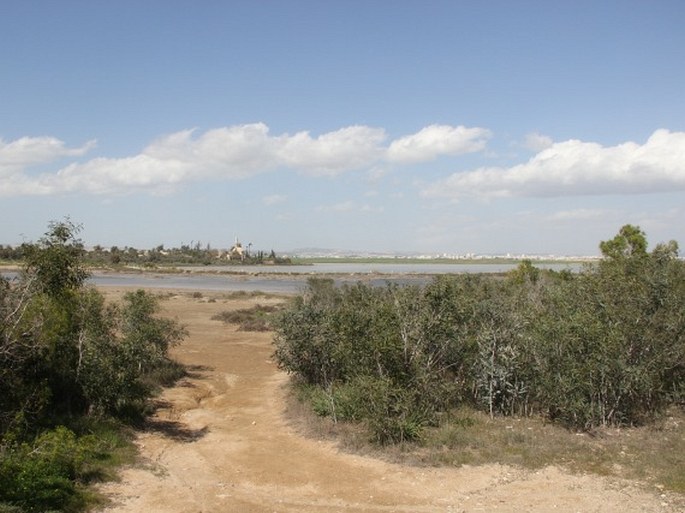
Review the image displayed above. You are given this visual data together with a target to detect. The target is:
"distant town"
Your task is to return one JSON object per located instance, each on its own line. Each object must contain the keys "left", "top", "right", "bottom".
{"left": 0, "top": 239, "right": 600, "bottom": 266}
{"left": 284, "top": 248, "right": 599, "bottom": 262}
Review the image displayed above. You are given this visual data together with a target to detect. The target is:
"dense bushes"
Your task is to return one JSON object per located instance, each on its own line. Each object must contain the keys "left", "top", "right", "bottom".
{"left": 529, "top": 228, "right": 685, "bottom": 427}
{"left": 0, "top": 220, "right": 186, "bottom": 511}
{"left": 273, "top": 226, "right": 685, "bottom": 441}
{"left": 275, "top": 277, "right": 484, "bottom": 442}
{"left": 0, "top": 427, "right": 101, "bottom": 513}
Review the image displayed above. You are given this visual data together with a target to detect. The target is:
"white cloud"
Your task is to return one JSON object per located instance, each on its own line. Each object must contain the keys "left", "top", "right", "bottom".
{"left": 0, "top": 136, "right": 95, "bottom": 178}
{"left": 386, "top": 124, "right": 491, "bottom": 164}
{"left": 549, "top": 208, "right": 614, "bottom": 221}
{"left": 277, "top": 126, "right": 387, "bottom": 176}
{"left": 422, "top": 129, "right": 685, "bottom": 200}
{"left": 366, "top": 166, "right": 389, "bottom": 183}
{"left": 316, "top": 200, "right": 383, "bottom": 214}
{"left": 144, "top": 124, "right": 278, "bottom": 179}
{"left": 51, "top": 155, "right": 189, "bottom": 195}
{"left": 0, "top": 122, "right": 490, "bottom": 196}
{"left": 317, "top": 201, "right": 357, "bottom": 212}
{"left": 360, "top": 204, "right": 384, "bottom": 213}
{"left": 523, "top": 132, "right": 553, "bottom": 152}
{"left": 262, "top": 194, "right": 287, "bottom": 206}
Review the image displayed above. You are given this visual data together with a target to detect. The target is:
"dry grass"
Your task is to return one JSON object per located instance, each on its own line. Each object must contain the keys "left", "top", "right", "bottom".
{"left": 218, "top": 290, "right": 286, "bottom": 300}
{"left": 283, "top": 385, "right": 378, "bottom": 454}
{"left": 416, "top": 408, "right": 685, "bottom": 491}
{"left": 284, "top": 388, "right": 685, "bottom": 495}
{"left": 211, "top": 304, "right": 284, "bottom": 331}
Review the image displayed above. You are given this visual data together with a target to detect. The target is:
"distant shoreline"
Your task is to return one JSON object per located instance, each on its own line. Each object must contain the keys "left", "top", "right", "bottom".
{"left": 1, "top": 257, "right": 592, "bottom": 278}
{"left": 290, "top": 256, "right": 596, "bottom": 265}
{"left": 1, "top": 260, "right": 589, "bottom": 295}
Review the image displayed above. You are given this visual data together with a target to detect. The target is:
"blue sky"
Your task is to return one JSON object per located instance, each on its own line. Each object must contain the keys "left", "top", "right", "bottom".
{"left": 2, "top": 1, "right": 684, "bottom": 256}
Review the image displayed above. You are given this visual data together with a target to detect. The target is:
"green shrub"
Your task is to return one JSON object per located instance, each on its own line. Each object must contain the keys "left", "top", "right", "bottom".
{"left": 274, "top": 226, "right": 685, "bottom": 438}
{"left": 512, "top": 228, "right": 684, "bottom": 428}
{"left": 274, "top": 281, "right": 465, "bottom": 441}
{"left": 1, "top": 220, "right": 188, "bottom": 510}
{"left": 0, "top": 426, "right": 105, "bottom": 512}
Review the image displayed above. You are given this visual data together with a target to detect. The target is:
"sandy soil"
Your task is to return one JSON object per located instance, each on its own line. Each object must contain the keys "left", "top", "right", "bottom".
{"left": 98, "top": 289, "right": 680, "bottom": 513}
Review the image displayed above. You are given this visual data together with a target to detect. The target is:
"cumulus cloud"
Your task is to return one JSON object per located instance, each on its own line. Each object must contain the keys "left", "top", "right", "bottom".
{"left": 523, "top": 132, "right": 553, "bottom": 152}
{"left": 1, "top": 122, "right": 490, "bottom": 196}
{"left": 50, "top": 155, "right": 189, "bottom": 195}
{"left": 142, "top": 124, "right": 278, "bottom": 180}
{"left": 422, "top": 129, "right": 685, "bottom": 200}
{"left": 0, "top": 136, "right": 95, "bottom": 177}
{"left": 277, "top": 125, "right": 387, "bottom": 176}
{"left": 386, "top": 124, "right": 491, "bottom": 164}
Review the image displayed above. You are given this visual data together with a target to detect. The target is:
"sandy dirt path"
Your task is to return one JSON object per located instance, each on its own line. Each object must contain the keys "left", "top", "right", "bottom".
{"left": 98, "top": 290, "right": 679, "bottom": 513}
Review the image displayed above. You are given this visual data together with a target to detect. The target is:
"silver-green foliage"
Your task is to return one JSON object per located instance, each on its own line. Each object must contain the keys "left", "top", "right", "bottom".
{"left": 76, "top": 289, "right": 186, "bottom": 416}
{"left": 274, "top": 226, "right": 685, "bottom": 437}
{"left": 274, "top": 277, "right": 479, "bottom": 442}
{"left": 530, "top": 227, "right": 685, "bottom": 427}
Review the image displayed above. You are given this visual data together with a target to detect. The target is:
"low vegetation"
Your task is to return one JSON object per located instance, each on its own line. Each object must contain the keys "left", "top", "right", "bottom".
{"left": 274, "top": 225, "right": 685, "bottom": 489}
{"left": 0, "top": 220, "right": 186, "bottom": 512}
{"left": 212, "top": 304, "right": 283, "bottom": 332}
{"left": 287, "top": 389, "right": 685, "bottom": 494}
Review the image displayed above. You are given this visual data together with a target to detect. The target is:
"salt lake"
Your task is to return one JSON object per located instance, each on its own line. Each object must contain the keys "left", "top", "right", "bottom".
{"left": 3, "top": 261, "right": 585, "bottom": 294}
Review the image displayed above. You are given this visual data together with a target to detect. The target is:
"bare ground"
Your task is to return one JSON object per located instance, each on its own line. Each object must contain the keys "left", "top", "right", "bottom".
{"left": 98, "top": 289, "right": 680, "bottom": 513}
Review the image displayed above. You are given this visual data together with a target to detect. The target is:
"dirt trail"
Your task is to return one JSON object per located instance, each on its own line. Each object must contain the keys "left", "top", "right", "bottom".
{"left": 99, "top": 290, "right": 678, "bottom": 513}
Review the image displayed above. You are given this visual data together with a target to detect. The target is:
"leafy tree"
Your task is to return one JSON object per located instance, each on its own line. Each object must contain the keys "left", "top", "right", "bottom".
{"left": 528, "top": 226, "right": 685, "bottom": 427}
{"left": 76, "top": 289, "right": 186, "bottom": 416}
{"left": 598, "top": 224, "right": 648, "bottom": 261}
{"left": 508, "top": 259, "right": 540, "bottom": 285}
{"left": 2, "top": 220, "right": 188, "bottom": 511}
{"left": 22, "top": 219, "right": 89, "bottom": 298}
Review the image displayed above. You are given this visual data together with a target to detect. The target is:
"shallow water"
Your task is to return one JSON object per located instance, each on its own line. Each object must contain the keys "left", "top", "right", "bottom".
{"left": 177, "top": 262, "right": 581, "bottom": 275}
{"left": 2, "top": 261, "right": 583, "bottom": 294}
